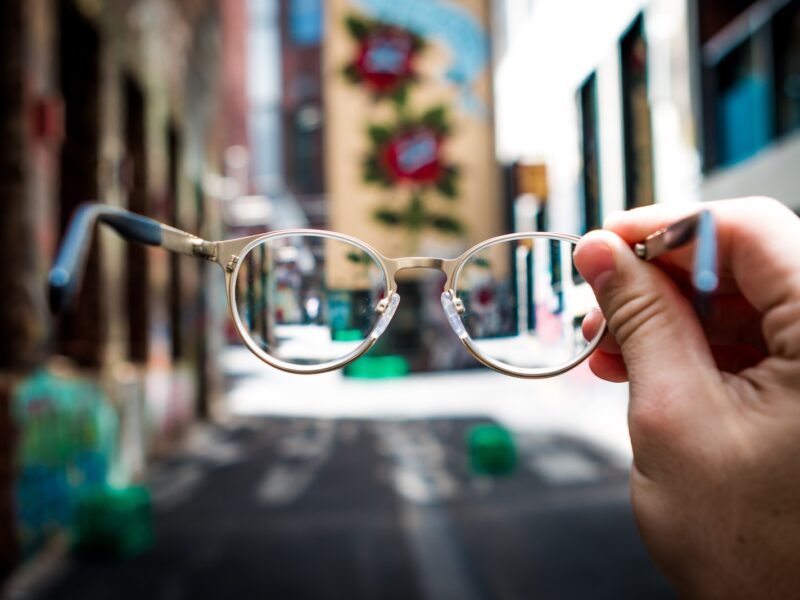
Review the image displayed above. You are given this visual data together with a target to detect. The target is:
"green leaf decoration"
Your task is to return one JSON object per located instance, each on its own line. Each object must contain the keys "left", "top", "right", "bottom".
{"left": 436, "top": 174, "right": 457, "bottom": 199}
{"left": 367, "top": 125, "right": 392, "bottom": 146}
{"left": 346, "top": 250, "right": 372, "bottom": 265}
{"left": 404, "top": 195, "right": 427, "bottom": 232}
{"left": 434, "top": 167, "right": 458, "bottom": 199}
{"left": 428, "top": 214, "right": 464, "bottom": 235}
{"left": 343, "top": 64, "right": 361, "bottom": 83}
{"left": 364, "top": 156, "right": 390, "bottom": 185}
{"left": 421, "top": 106, "right": 450, "bottom": 135}
{"left": 389, "top": 85, "right": 409, "bottom": 109}
{"left": 345, "top": 16, "right": 370, "bottom": 40}
{"left": 374, "top": 208, "right": 401, "bottom": 226}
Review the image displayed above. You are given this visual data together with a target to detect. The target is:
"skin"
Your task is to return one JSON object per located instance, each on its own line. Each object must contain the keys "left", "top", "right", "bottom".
{"left": 572, "top": 197, "right": 800, "bottom": 598}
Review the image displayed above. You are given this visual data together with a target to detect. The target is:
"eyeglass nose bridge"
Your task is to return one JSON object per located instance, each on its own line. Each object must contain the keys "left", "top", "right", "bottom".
{"left": 383, "top": 256, "right": 460, "bottom": 288}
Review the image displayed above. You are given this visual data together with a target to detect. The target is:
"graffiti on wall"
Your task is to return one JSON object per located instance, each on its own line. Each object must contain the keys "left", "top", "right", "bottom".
{"left": 332, "top": 0, "right": 495, "bottom": 255}
{"left": 354, "top": 0, "right": 490, "bottom": 113}
{"left": 14, "top": 369, "right": 117, "bottom": 555}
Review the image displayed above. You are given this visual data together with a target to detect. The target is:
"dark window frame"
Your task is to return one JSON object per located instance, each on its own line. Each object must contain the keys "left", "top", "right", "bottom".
{"left": 577, "top": 73, "right": 602, "bottom": 234}
{"left": 620, "top": 13, "right": 656, "bottom": 209}
{"left": 56, "top": 1, "right": 105, "bottom": 367}
{"left": 697, "top": 0, "right": 799, "bottom": 172}
{"left": 124, "top": 76, "right": 150, "bottom": 364}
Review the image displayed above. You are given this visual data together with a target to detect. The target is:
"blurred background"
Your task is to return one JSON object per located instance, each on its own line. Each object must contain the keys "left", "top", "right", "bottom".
{"left": 0, "top": 0, "right": 798, "bottom": 598}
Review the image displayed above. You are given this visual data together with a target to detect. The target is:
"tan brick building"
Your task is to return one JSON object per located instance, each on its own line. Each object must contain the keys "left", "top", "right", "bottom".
{"left": 0, "top": 0, "right": 246, "bottom": 575}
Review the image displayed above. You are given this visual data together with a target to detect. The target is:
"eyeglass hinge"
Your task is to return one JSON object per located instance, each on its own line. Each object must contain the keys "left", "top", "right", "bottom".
{"left": 191, "top": 239, "right": 217, "bottom": 261}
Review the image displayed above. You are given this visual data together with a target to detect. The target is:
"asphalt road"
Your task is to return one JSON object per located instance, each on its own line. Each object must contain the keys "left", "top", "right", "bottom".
{"left": 28, "top": 417, "right": 674, "bottom": 600}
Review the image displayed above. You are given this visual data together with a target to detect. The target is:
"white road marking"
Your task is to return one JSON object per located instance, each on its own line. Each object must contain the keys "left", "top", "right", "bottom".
{"left": 528, "top": 450, "right": 601, "bottom": 485}
{"left": 255, "top": 421, "right": 336, "bottom": 506}
{"left": 150, "top": 464, "right": 204, "bottom": 511}
{"left": 378, "top": 423, "right": 481, "bottom": 600}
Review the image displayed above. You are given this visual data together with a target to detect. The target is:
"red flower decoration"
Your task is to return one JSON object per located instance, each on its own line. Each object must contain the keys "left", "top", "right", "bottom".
{"left": 355, "top": 29, "right": 416, "bottom": 95}
{"left": 476, "top": 286, "right": 495, "bottom": 306}
{"left": 381, "top": 128, "right": 442, "bottom": 184}
{"left": 343, "top": 16, "right": 423, "bottom": 100}
{"left": 363, "top": 106, "right": 459, "bottom": 199}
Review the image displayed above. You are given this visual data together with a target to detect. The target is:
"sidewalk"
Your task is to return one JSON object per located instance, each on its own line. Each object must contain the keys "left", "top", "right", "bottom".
{"left": 221, "top": 346, "right": 633, "bottom": 462}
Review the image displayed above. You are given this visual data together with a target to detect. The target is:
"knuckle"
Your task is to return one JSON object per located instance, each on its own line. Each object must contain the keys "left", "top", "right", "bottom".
{"left": 764, "top": 297, "right": 800, "bottom": 359}
{"left": 605, "top": 288, "right": 665, "bottom": 350}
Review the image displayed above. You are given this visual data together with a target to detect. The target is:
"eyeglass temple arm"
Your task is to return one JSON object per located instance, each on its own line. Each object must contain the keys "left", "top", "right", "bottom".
{"left": 633, "top": 208, "right": 718, "bottom": 293}
{"left": 48, "top": 202, "right": 216, "bottom": 314}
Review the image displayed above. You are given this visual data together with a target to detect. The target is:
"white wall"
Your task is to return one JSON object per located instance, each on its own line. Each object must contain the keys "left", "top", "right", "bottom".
{"left": 495, "top": 0, "right": 800, "bottom": 221}
{"left": 700, "top": 133, "right": 800, "bottom": 210}
{"left": 495, "top": 0, "right": 702, "bottom": 233}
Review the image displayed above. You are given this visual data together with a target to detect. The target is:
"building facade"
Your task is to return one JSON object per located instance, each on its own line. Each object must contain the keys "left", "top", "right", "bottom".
{"left": 0, "top": 0, "right": 240, "bottom": 574}
{"left": 494, "top": 0, "right": 800, "bottom": 235}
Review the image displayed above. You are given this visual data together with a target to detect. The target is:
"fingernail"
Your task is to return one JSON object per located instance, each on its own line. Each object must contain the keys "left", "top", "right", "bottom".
{"left": 574, "top": 237, "right": 616, "bottom": 293}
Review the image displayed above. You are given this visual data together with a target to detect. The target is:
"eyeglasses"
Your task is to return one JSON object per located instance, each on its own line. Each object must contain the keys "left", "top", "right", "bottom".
{"left": 49, "top": 203, "right": 717, "bottom": 378}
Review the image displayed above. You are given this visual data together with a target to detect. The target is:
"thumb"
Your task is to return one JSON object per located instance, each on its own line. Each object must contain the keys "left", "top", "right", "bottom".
{"left": 573, "top": 230, "right": 717, "bottom": 390}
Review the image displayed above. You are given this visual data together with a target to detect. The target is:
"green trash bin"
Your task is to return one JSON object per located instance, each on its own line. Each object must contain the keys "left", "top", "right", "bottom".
{"left": 344, "top": 355, "right": 410, "bottom": 379}
{"left": 73, "top": 485, "right": 153, "bottom": 558}
{"left": 468, "top": 424, "right": 517, "bottom": 476}
{"left": 334, "top": 328, "right": 410, "bottom": 379}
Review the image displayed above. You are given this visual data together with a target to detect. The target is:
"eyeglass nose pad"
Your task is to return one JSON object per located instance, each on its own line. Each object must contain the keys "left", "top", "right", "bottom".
{"left": 440, "top": 291, "right": 467, "bottom": 339}
{"left": 370, "top": 292, "right": 400, "bottom": 339}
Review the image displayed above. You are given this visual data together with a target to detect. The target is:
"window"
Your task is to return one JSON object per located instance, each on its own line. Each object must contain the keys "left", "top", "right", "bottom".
{"left": 288, "top": 103, "right": 323, "bottom": 195}
{"left": 289, "top": 0, "right": 322, "bottom": 46}
{"left": 124, "top": 76, "right": 149, "bottom": 364}
{"left": 578, "top": 73, "right": 602, "bottom": 233}
{"left": 699, "top": 0, "right": 800, "bottom": 171}
{"left": 773, "top": 1, "right": 800, "bottom": 136}
{"left": 57, "top": 1, "right": 104, "bottom": 367}
{"left": 620, "top": 14, "right": 655, "bottom": 209}
{"left": 166, "top": 125, "right": 183, "bottom": 361}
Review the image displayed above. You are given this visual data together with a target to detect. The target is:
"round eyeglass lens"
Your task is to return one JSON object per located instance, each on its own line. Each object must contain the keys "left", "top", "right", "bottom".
{"left": 233, "top": 234, "right": 388, "bottom": 368}
{"left": 453, "top": 236, "right": 600, "bottom": 373}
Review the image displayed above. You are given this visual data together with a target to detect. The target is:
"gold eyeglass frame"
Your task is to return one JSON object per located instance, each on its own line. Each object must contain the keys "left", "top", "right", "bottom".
{"left": 220, "top": 229, "right": 602, "bottom": 378}
{"left": 49, "top": 203, "right": 716, "bottom": 380}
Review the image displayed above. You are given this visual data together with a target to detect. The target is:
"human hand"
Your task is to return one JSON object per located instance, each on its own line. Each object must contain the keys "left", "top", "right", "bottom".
{"left": 573, "top": 198, "right": 800, "bottom": 598}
